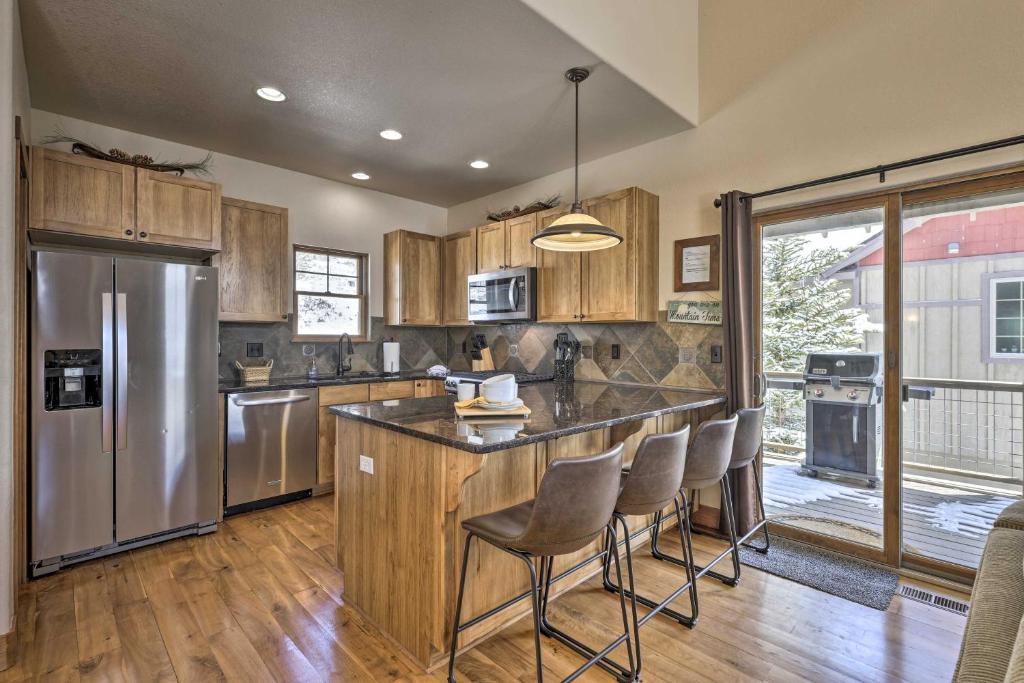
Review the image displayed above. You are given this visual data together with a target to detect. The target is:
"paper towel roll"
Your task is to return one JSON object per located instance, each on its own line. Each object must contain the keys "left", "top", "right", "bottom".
{"left": 383, "top": 341, "right": 400, "bottom": 373}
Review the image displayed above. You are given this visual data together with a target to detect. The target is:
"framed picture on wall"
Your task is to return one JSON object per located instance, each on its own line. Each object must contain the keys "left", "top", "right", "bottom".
{"left": 674, "top": 234, "right": 720, "bottom": 292}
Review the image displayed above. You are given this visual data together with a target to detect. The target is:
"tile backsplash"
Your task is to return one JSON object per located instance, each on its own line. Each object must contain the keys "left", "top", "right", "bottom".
{"left": 218, "top": 316, "right": 447, "bottom": 380}
{"left": 447, "top": 311, "right": 724, "bottom": 390}
{"left": 219, "top": 312, "right": 724, "bottom": 390}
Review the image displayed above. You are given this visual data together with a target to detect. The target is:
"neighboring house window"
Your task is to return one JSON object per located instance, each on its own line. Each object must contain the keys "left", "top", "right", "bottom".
{"left": 991, "top": 276, "right": 1024, "bottom": 357}
{"left": 293, "top": 245, "right": 368, "bottom": 340}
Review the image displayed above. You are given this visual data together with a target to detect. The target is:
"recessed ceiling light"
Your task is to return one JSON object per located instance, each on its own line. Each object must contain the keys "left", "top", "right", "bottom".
{"left": 379, "top": 129, "right": 403, "bottom": 140}
{"left": 351, "top": 172, "right": 371, "bottom": 180}
{"left": 469, "top": 160, "right": 489, "bottom": 169}
{"left": 255, "top": 86, "right": 286, "bottom": 102}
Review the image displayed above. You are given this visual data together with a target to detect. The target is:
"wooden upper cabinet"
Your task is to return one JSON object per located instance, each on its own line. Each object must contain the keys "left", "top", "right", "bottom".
{"left": 536, "top": 187, "right": 659, "bottom": 323}
{"left": 536, "top": 207, "right": 582, "bottom": 323}
{"left": 582, "top": 187, "right": 659, "bottom": 322}
{"left": 476, "top": 221, "right": 505, "bottom": 272}
{"left": 505, "top": 214, "right": 537, "bottom": 268}
{"left": 442, "top": 229, "right": 476, "bottom": 326}
{"left": 29, "top": 147, "right": 135, "bottom": 240}
{"left": 218, "top": 197, "right": 289, "bottom": 322}
{"left": 384, "top": 229, "right": 442, "bottom": 326}
{"left": 474, "top": 215, "right": 538, "bottom": 273}
{"left": 136, "top": 169, "right": 222, "bottom": 250}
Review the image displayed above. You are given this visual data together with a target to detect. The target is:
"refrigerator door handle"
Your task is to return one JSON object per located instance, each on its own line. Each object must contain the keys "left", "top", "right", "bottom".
{"left": 116, "top": 292, "right": 128, "bottom": 450}
{"left": 102, "top": 293, "right": 114, "bottom": 453}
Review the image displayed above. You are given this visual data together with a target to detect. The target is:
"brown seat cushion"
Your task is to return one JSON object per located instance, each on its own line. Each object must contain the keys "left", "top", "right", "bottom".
{"left": 954, "top": 528, "right": 1024, "bottom": 682}
{"left": 462, "top": 500, "right": 535, "bottom": 549}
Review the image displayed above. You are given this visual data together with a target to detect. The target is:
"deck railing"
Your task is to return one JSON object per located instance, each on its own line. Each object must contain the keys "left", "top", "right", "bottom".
{"left": 763, "top": 372, "right": 1024, "bottom": 485}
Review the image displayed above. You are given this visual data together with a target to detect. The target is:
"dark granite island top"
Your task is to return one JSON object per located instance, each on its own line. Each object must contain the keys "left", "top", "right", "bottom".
{"left": 329, "top": 380, "right": 725, "bottom": 454}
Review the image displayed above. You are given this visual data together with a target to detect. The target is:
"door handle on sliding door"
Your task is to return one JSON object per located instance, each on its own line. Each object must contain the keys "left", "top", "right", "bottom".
{"left": 116, "top": 292, "right": 128, "bottom": 450}
{"left": 102, "top": 293, "right": 113, "bottom": 453}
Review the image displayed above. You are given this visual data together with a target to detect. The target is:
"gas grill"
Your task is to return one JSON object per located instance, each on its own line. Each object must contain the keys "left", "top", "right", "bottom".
{"left": 802, "top": 352, "right": 884, "bottom": 487}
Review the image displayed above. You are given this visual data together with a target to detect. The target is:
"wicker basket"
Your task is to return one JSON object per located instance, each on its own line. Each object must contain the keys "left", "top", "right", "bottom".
{"left": 235, "top": 359, "right": 273, "bottom": 383}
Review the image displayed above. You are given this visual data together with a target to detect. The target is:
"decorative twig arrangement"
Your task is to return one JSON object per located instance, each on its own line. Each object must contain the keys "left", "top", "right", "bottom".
{"left": 40, "top": 129, "right": 213, "bottom": 177}
{"left": 485, "top": 195, "right": 560, "bottom": 222}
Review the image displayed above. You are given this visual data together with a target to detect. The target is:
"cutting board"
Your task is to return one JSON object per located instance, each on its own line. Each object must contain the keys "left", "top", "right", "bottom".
{"left": 455, "top": 403, "right": 531, "bottom": 418}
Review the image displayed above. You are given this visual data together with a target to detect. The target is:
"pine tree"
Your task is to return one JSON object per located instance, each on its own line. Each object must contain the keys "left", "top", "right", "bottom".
{"left": 762, "top": 236, "right": 863, "bottom": 445}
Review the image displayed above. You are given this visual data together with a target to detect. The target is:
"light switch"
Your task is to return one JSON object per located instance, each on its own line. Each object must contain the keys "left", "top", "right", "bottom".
{"left": 359, "top": 455, "right": 374, "bottom": 474}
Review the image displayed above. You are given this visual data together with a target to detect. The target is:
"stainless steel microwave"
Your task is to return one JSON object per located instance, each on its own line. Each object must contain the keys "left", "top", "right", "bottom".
{"left": 468, "top": 267, "right": 536, "bottom": 322}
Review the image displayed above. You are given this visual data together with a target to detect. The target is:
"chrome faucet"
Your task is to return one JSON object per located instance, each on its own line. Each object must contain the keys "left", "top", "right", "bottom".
{"left": 337, "top": 333, "right": 355, "bottom": 376}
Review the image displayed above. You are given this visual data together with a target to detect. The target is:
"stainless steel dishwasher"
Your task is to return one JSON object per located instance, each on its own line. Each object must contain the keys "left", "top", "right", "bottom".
{"left": 225, "top": 388, "right": 317, "bottom": 514}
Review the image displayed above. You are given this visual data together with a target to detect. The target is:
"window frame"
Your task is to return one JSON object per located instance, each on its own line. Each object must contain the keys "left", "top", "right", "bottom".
{"left": 986, "top": 272, "right": 1024, "bottom": 361}
{"left": 291, "top": 243, "right": 370, "bottom": 342}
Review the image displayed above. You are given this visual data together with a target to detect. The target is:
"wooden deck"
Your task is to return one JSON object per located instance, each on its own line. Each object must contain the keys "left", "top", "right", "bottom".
{"left": 1, "top": 494, "right": 967, "bottom": 682}
{"left": 764, "top": 460, "right": 1019, "bottom": 568}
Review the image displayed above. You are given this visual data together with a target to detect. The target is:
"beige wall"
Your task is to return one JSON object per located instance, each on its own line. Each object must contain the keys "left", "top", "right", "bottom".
{"left": 1, "top": 0, "right": 30, "bottom": 638}
{"left": 448, "top": 0, "right": 1024, "bottom": 311}
{"left": 520, "top": 0, "right": 699, "bottom": 125}
{"left": 29, "top": 110, "right": 448, "bottom": 317}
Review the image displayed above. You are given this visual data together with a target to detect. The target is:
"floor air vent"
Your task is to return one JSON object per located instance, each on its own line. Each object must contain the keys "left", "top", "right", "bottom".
{"left": 899, "top": 585, "right": 970, "bottom": 615}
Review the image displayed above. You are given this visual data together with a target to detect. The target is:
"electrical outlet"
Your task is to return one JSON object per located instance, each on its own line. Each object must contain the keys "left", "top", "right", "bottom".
{"left": 509, "top": 343, "right": 519, "bottom": 357}
{"left": 582, "top": 345, "right": 594, "bottom": 359}
{"left": 679, "top": 347, "right": 696, "bottom": 364}
{"left": 611, "top": 344, "right": 621, "bottom": 360}
{"left": 246, "top": 342, "right": 263, "bottom": 358}
{"left": 711, "top": 345, "right": 723, "bottom": 363}
{"left": 359, "top": 455, "right": 374, "bottom": 474}
{"left": 302, "top": 344, "right": 315, "bottom": 357}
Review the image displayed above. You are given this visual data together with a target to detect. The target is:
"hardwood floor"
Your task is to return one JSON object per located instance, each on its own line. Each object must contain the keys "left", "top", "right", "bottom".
{"left": 2, "top": 495, "right": 967, "bottom": 682}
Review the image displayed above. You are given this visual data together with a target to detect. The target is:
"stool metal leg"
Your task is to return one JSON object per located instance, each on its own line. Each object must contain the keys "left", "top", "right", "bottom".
{"left": 739, "top": 464, "right": 771, "bottom": 554}
{"left": 538, "top": 525, "right": 637, "bottom": 682}
{"left": 651, "top": 479, "right": 742, "bottom": 587}
{"left": 604, "top": 499, "right": 698, "bottom": 630}
{"left": 447, "top": 533, "right": 546, "bottom": 682}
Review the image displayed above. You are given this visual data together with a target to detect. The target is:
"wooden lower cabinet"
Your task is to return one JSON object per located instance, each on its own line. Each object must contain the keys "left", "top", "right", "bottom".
{"left": 369, "top": 380, "right": 416, "bottom": 401}
{"left": 317, "top": 380, "right": 430, "bottom": 485}
{"left": 317, "top": 384, "right": 370, "bottom": 485}
{"left": 414, "top": 378, "right": 446, "bottom": 397}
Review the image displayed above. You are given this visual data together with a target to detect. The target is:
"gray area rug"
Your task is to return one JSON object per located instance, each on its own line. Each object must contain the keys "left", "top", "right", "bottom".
{"left": 738, "top": 535, "right": 899, "bottom": 611}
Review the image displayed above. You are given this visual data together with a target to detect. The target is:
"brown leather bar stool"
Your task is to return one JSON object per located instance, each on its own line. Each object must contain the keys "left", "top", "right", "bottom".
{"left": 650, "top": 414, "right": 741, "bottom": 587}
{"left": 730, "top": 406, "right": 770, "bottom": 553}
{"left": 447, "top": 443, "right": 636, "bottom": 683}
{"left": 596, "top": 424, "right": 692, "bottom": 679}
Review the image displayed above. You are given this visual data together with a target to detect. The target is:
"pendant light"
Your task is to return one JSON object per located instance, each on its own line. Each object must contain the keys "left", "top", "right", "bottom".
{"left": 532, "top": 67, "right": 623, "bottom": 252}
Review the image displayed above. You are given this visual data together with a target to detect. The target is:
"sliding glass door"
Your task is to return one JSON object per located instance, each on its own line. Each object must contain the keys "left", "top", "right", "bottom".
{"left": 900, "top": 178, "right": 1024, "bottom": 577}
{"left": 754, "top": 198, "right": 894, "bottom": 562}
{"left": 754, "top": 171, "right": 1024, "bottom": 577}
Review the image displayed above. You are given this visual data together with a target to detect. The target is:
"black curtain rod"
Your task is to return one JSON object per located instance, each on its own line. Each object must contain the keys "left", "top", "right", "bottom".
{"left": 713, "top": 133, "right": 1024, "bottom": 208}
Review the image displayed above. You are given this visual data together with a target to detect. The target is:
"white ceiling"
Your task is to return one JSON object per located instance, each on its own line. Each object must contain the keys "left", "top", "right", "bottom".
{"left": 20, "top": 0, "right": 691, "bottom": 206}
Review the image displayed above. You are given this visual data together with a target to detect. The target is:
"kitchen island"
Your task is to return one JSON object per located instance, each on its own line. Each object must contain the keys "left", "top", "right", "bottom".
{"left": 329, "top": 381, "right": 725, "bottom": 669}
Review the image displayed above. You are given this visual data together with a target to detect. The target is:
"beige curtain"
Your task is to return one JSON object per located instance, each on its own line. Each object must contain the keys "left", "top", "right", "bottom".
{"left": 719, "top": 191, "right": 758, "bottom": 536}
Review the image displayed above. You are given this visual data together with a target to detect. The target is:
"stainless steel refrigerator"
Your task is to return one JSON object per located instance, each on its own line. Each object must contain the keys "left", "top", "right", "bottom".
{"left": 30, "top": 250, "right": 219, "bottom": 576}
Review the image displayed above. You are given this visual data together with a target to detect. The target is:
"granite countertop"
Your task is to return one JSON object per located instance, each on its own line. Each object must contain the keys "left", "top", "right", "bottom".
{"left": 329, "top": 381, "right": 725, "bottom": 454}
{"left": 218, "top": 369, "right": 436, "bottom": 394}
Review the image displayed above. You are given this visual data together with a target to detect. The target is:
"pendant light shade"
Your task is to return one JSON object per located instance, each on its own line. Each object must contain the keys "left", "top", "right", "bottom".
{"left": 532, "top": 68, "right": 623, "bottom": 252}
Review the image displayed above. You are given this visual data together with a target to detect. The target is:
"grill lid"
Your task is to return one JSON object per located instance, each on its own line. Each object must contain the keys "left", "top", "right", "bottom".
{"left": 803, "top": 352, "right": 882, "bottom": 382}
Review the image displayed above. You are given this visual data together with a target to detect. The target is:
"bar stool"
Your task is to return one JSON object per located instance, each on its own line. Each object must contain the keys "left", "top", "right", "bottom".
{"left": 596, "top": 425, "right": 692, "bottom": 679}
{"left": 650, "top": 414, "right": 741, "bottom": 587}
{"left": 447, "top": 443, "right": 636, "bottom": 683}
{"left": 730, "top": 406, "right": 770, "bottom": 553}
